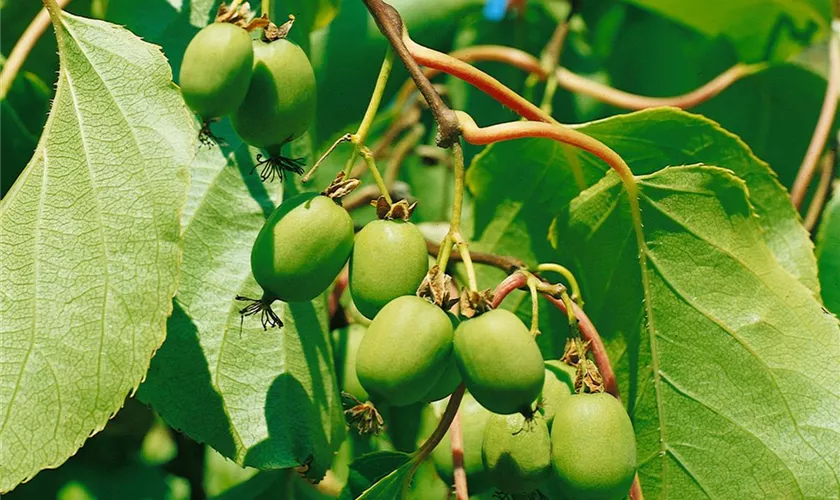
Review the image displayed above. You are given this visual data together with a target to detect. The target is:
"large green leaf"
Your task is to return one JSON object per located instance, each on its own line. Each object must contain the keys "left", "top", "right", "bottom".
{"left": 137, "top": 133, "right": 345, "bottom": 480}
{"left": 467, "top": 108, "right": 819, "bottom": 297}
{"left": 622, "top": 0, "right": 830, "bottom": 62}
{"left": 816, "top": 182, "right": 840, "bottom": 314}
{"left": 696, "top": 63, "right": 839, "bottom": 190}
{"left": 0, "top": 7, "right": 192, "bottom": 492}
{"left": 550, "top": 165, "right": 840, "bottom": 497}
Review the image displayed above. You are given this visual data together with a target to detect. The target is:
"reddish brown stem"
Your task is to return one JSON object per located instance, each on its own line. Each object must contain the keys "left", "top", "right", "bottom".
{"left": 450, "top": 410, "right": 468, "bottom": 500}
{"left": 791, "top": 32, "right": 840, "bottom": 208}
{"left": 394, "top": 45, "right": 762, "bottom": 115}
{"left": 1, "top": 0, "right": 72, "bottom": 99}
{"left": 457, "top": 111, "right": 635, "bottom": 188}
{"left": 491, "top": 273, "right": 618, "bottom": 398}
{"left": 414, "top": 384, "right": 466, "bottom": 461}
{"left": 362, "top": 0, "right": 461, "bottom": 147}
{"left": 404, "top": 36, "right": 557, "bottom": 124}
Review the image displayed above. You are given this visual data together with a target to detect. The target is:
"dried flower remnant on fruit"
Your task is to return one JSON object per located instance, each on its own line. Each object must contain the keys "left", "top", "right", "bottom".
{"left": 264, "top": 15, "right": 296, "bottom": 42}
{"left": 342, "top": 392, "right": 385, "bottom": 435}
{"left": 250, "top": 154, "right": 305, "bottom": 183}
{"left": 236, "top": 295, "right": 282, "bottom": 329}
{"left": 459, "top": 287, "right": 493, "bottom": 318}
{"left": 417, "top": 265, "right": 459, "bottom": 309}
{"left": 372, "top": 196, "right": 417, "bottom": 220}
{"left": 322, "top": 171, "right": 361, "bottom": 200}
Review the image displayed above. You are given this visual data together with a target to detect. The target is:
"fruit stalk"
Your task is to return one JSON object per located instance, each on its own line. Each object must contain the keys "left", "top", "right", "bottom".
{"left": 343, "top": 48, "right": 395, "bottom": 176}
{"left": 413, "top": 384, "right": 466, "bottom": 462}
{"left": 534, "top": 3, "right": 576, "bottom": 114}
{"left": 362, "top": 0, "right": 461, "bottom": 147}
{"left": 536, "top": 263, "right": 583, "bottom": 306}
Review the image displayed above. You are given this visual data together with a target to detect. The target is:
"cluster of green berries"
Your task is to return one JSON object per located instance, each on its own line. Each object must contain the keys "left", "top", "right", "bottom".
{"left": 182, "top": 14, "right": 637, "bottom": 500}
{"left": 243, "top": 188, "right": 637, "bottom": 497}
{"left": 179, "top": 17, "right": 316, "bottom": 179}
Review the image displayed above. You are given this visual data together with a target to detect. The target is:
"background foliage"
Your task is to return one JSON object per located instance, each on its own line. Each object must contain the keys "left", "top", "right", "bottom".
{"left": 1, "top": 0, "right": 839, "bottom": 498}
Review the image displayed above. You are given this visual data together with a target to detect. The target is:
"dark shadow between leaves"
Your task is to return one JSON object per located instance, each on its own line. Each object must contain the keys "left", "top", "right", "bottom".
{"left": 243, "top": 300, "right": 343, "bottom": 481}
{"left": 136, "top": 300, "right": 237, "bottom": 459}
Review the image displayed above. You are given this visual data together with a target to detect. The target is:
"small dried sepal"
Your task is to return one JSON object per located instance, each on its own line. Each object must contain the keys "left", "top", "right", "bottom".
{"left": 322, "top": 171, "right": 361, "bottom": 200}
{"left": 576, "top": 359, "right": 605, "bottom": 393}
{"left": 459, "top": 287, "right": 494, "bottom": 319}
{"left": 560, "top": 337, "right": 590, "bottom": 366}
{"left": 236, "top": 295, "right": 283, "bottom": 329}
{"left": 215, "top": 0, "right": 256, "bottom": 27}
{"left": 417, "top": 265, "right": 458, "bottom": 309}
{"left": 342, "top": 392, "right": 384, "bottom": 435}
{"left": 372, "top": 196, "right": 417, "bottom": 221}
{"left": 264, "top": 15, "right": 296, "bottom": 42}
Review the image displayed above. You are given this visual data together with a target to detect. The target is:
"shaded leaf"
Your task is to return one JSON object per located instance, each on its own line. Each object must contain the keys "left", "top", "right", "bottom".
{"left": 0, "top": 8, "right": 192, "bottom": 492}
{"left": 623, "top": 0, "right": 830, "bottom": 61}
{"left": 550, "top": 165, "right": 840, "bottom": 497}
{"left": 355, "top": 459, "right": 414, "bottom": 500}
{"left": 816, "top": 181, "right": 840, "bottom": 314}
{"left": 340, "top": 450, "right": 411, "bottom": 499}
{"left": 138, "top": 135, "right": 345, "bottom": 480}
{"left": 0, "top": 69, "right": 51, "bottom": 196}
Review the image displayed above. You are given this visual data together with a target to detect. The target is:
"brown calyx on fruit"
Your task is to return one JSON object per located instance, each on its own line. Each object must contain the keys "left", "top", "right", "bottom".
{"left": 215, "top": 0, "right": 263, "bottom": 28}
{"left": 561, "top": 338, "right": 605, "bottom": 393}
{"left": 458, "top": 287, "right": 493, "bottom": 318}
{"left": 372, "top": 196, "right": 417, "bottom": 221}
{"left": 264, "top": 15, "right": 296, "bottom": 41}
{"left": 417, "top": 265, "right": 459, "bottom": 309}
{"left": 322, "top": 171, "right": 361, "bottom": 201}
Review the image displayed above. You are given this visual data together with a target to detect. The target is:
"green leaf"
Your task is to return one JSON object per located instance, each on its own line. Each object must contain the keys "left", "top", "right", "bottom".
{"left": 137, "top": 136, "right": 345, "bottom": 480}
{"left": 816, "top": 181, "right": 840, "bottom": 314}
{"left": 0, "top": 7, "right": 192, "bottom": 492}
{"left": 355, "top": 459, "right": 414, "bottom": 500}
{"left": 622, "top": 0, "right": 830, "bottom": 61}
{"left": 341, "top": 451, "right": 411, "bottom": 499}
{"left": 467, "top": 108, "right": 818, "bottom": 297}
{"left": 696, "top": 63, "right": 840, "bottom": 190}
{"left": 550, "top": 165, "right": 840, "bottom": 497}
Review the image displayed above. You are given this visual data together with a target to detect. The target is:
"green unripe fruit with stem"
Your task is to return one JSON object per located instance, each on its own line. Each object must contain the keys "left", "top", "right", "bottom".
{"left": 454, "top": 309, "right": 545, "bottom": 414}
{"left": 431, "top": 393, "right": 493, "bottom": 494}
{"left": 350, "top": 219, "right": 429, "bottom": 319}
{"left": 551, "top": 393, "right": 637, "bottom": 500}
{"left": 539, "top": 360, "right": 575, "bottom": 428}
{"left": 251, "top": 193, "right": 353, "bottom": 302}
{"left": 179, "top": 22, "right": 254, "bottom": 119}
{"left": 356, "top": 296, "right": 453, "bottom": 406}
{"left": 482, "top": 412, "right": 552, "bottom": 494}
{"left": 334, "top": 324, "right": 368, "bottom": 401}
{"left": 231, "top": 38, "right": 316, "bottom": 150}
